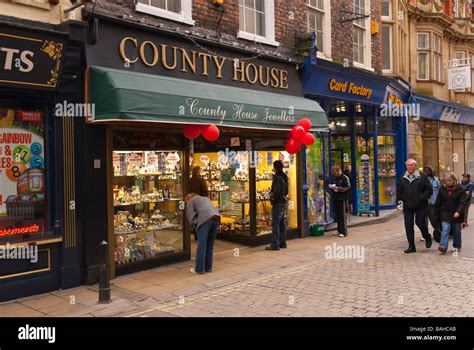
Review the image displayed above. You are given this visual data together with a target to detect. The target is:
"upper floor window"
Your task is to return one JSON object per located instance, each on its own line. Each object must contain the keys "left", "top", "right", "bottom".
{"left": 238, "top": 0, "right": 279, "bottom": 46}
{"left": 433, "top": 34, "right": 443, "bottom": 82}
{"left": 352, "top": 0, "right": 371, "bottom": 69}
{"left": 381, "top": 0, "right": 393, "bottom": 73}
{"left": 136, "top": 0, "right": 194, "bottom": 25}
{"left": 454, "top": 0, "right": 467, "bottom": 18}
{"left": 306, "top": 0, "right": 331, "bottom": 59}
{"left": 381, "top": 0, "right": 392, "bottom": 18}
{"left": 417, "top": 32, "right": 430, "bottom": 80}
{"left": 455, "top": 50, "right": 467, "bottom": 92}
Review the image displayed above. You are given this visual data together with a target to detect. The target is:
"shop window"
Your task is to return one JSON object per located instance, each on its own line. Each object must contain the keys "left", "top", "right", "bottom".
{"left": 190, "top": 148, "right": 251, "bottom": 238}
{"left": 438, "top": 136, "right": 454, "bottom": 180}
{"left": 331, "top": 136, "right": 352, "bottom": 174}
{"left": 307, "top": 135, "right": 328, "bottom": 224}
{"left": 423, "top": 137, "right": 439, "bottom": 176}
{"left": 328, "top": 117, "right": 350, "bottom": 132}
{"left": 238, "top": 0, "right": 279, "bottom": 47}
{"left": 306, "top": 0, "right": 331, "bottom": 59}
{"left": 453, "top": 138, "right": 465, "bottom": 177}
{"left": 422, "top": 119, "right": 438, "bottom": 137}
{"left": 0, "top": 107, "right": 47, "bottom": 244}
{"left": 136, "top": 0, "right": 195, "bottom": 25}
{"left": 377, "top": 116, "right": 393, "bottom": 131}
{"left": 112, "top": 135, "right": 185, "bottom": 266}
{"left": 254, "top": 139, "right": 298, "bottom": 237}
{"left": 356, "top": 137, "right": 375, "bottom": 213}
{"left": 376, "top": 136, "right": 397, "bottom": 205}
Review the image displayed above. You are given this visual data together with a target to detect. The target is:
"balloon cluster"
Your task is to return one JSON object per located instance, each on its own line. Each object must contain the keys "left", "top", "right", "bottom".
{"left": 285, "top": 118, "right": 315, "bottom": 154}
{"left": 183, "top": 124, "right": 220, "bottom": 142}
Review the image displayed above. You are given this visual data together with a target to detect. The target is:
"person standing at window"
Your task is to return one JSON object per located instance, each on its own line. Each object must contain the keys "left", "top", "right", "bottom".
{"left": 266, "top": 160, "right": 289, "bottom": 251}
{"left": 328, "top": 165, "right": 351, "bottom": 237}
{"left": 190, "top": 166, "right": 209, "bottom": 197}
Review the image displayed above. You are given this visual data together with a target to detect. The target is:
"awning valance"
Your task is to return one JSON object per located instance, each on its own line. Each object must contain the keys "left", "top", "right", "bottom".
{"left": 87, "top": 66, "right": 328, "bottom": 131}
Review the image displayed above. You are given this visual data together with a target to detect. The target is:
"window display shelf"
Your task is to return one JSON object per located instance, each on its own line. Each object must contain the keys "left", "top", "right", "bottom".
{"left": 114, "top": 199, "right": 182, "bottom": 207}
{"left": 114, "top": 225, "right": 180, "bottom": 236}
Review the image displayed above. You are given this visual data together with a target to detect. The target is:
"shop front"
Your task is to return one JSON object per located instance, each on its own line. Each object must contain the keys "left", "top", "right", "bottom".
{"left": 301, "top": 58, "right": 409, "bottom": 221}
{"left": 0, "top": 20, "right": 85, "bottom": 301}
{"left": 82, "top": 16, "right": 327, "bottom": 278}
{"left": 409, "top": 93, "right": 474, "bottom": 179}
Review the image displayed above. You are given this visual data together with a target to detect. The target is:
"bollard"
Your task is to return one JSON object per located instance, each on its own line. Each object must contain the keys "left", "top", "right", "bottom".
{"left": 98, "top": 240, "right": 111, "bottom": 304}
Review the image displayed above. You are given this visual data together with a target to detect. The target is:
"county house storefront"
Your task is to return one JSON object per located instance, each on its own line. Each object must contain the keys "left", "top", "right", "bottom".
{"left": 301, "top": 56, "right": 410, "bottom": 222}
{"left": 80, "top": 15, "right": 328, "bottom": 279}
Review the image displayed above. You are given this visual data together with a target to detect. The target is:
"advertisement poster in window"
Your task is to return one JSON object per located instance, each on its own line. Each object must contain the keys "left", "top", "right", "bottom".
{"left": 0, "top": 109, "right": 45, "bottom": 238}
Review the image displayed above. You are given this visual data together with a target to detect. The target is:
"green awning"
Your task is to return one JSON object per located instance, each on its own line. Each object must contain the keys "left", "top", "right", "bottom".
{"left": 88, "top": 66, "right": 328, "bottom": 131}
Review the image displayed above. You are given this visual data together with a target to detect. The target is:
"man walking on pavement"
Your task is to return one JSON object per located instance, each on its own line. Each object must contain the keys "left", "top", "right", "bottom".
{"left": 397, "top": 159, "right": 433, "bottom": 253}
{"left": 328, "top": 165, "right": 351, "bottom": 237}
{"left": 423, "top": 165, "right": 441, "bottom": 243}
{"left": 266, "top": 160, "right": 289, "bottom": 251}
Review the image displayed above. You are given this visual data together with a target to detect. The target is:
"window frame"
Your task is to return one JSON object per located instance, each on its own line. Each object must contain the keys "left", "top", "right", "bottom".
{"left": 237, "top": 0, "right": 279, "bottom": 47}
{"left": 381, "top": 24, "right": 393, "bottom": 73}
{"left": 305, "top": 0, "right": 332, "bottom": 60}
{"left": 417, "top": 32, "right": 430, "bottom": 81}
{"left": 352, "top": 0, "right": 372, "bottom": 70}
{"left": 136, "top": 0, "right": 195, "bottom": 25}
{"left": 433, "top": 34, "right": 443, "bottom": 83}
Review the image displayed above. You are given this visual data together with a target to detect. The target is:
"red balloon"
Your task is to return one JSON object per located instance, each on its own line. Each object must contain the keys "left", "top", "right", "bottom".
{"left": 202, "top": 124, "right": 220, "bottom": 142}
{"left": 297, "top": 118, "right": 312, "bottom": 132}
{"left": 183, "top": 125, "right": 201, "bottom": 140}
{"left": 291, "top": 125, "right": 306, "bottom": 140}
{"left": 302, "top": 132, "right": 315, "bottom": 146}
{"left": 285, "top": 138, "right": 301, "bottom": 154}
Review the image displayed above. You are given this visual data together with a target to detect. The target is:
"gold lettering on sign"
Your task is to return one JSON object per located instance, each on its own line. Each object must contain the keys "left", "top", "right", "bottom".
{"left": 119, "top": 37, "right": 138, "bottom": 64}
{"left": 270, "top": 68, "right": 279, "bottom": 88}
{"left": 279, "top": 70, "right": 288, "bottom": 89}
{"left": 233, "top": 61, "right": 245, "bottom": 82}
{"left": 198, "top": 52, "right": 212, "bottom": 76}
{"left": 258, "top": 65, "right": 270, "bottom": 86}
{"left": 180, "top": 49, "right": 197, "bottom": 74}
{"left": 245, "top": 63, "right": 258, "bottom": 84}
{"left": 139, "top": 41, "right": 159, "bottom": 67}
{"left": 161, "top": 45, "right": 178, "bottom": 70}
{"left": 213, "top": 56, "right": 226, "bottom": 79}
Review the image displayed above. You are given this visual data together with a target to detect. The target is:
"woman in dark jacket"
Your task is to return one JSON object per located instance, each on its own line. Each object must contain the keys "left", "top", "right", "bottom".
{"left": 190, "top": 166, "right": 209, "bottom": 198}
{"left": 435, "top": 173, "right": 467, "bottom": 254}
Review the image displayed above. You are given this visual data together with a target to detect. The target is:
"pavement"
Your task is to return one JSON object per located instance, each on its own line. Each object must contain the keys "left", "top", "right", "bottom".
{"left": 0, "top": 207, "right": 473, "bottom": 317}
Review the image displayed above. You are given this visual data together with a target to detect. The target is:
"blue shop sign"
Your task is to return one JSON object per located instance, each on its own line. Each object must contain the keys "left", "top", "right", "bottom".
{"left": 413, "top": 93, "right": 474, "bottom": 126}
{"left": 302, "top": 65, "right": 387, "bottom": 105}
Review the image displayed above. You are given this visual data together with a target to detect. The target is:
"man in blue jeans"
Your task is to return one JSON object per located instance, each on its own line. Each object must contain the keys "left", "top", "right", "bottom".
{"left": 185, "top": 193, "right": 220, "bottom": 274}
{"left": 266, "top": 160, "right": 289, "bottom": 251}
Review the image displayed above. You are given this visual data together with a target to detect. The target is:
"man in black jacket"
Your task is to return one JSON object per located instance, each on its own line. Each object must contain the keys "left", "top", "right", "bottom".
{"left": 328, "top": 165, "right": 351, "bottom": 237}
{"left": 266, "top": 160, "right": 289, "bottom": 251}
{"left": 396, "top": 159, "right": 433, "bottom": 253}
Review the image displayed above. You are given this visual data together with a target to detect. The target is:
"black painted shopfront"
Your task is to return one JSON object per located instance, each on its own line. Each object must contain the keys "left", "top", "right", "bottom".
{"left": 0, "top": 18, "right": 86, "bottom": 301}
{"left": 81, "top": 14, "right": 327, "bottom": 278}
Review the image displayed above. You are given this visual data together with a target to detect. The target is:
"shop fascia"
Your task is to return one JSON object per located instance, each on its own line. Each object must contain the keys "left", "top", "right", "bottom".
{"left": 119, "top": 37, "right": 289, "bottom": 89}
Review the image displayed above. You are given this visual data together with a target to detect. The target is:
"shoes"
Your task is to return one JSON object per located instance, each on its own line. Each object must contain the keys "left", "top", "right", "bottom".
{"left": 404, "top": 247, "right": 416, "bottom": 253}
{"left": 338, "top": 233, "right": 346, "bottom": 238}
{"left": 425, "top": 237, "right": 433, "bottom": 249}
{"left": 190, "top": 268, "right": 205, "bottom": 274}
{"left": 265, "top": 246, "right": 280, "bottom": 251}
{"left": 453, "top": 248, "right": 461, "bottom": 253}
{"left": 438, "top": 246, "right": 447, "bottom": 254}
{"left": 420, "top": 237, "right": 425, "bottom": 241}
{"left": 279, "top": 244, "right": 287, "bottom": 249}
{"left": 333, "top": 232, "right": 339, "bottom": 236}
{"left": 205, "top": 269, "right": 212, "bottom": 273}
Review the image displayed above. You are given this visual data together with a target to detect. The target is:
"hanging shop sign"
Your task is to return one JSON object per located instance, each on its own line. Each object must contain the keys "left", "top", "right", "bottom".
{"left": 448, "top": 65, "right": 471, "bottom": 90}
{"left": 0, "top": 28, "right": 65, "bottom": 89}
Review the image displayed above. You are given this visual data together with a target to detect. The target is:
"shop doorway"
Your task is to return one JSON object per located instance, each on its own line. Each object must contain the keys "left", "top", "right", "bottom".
{"left": 331, "top": 149, "right": 344, "bottom": 171}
